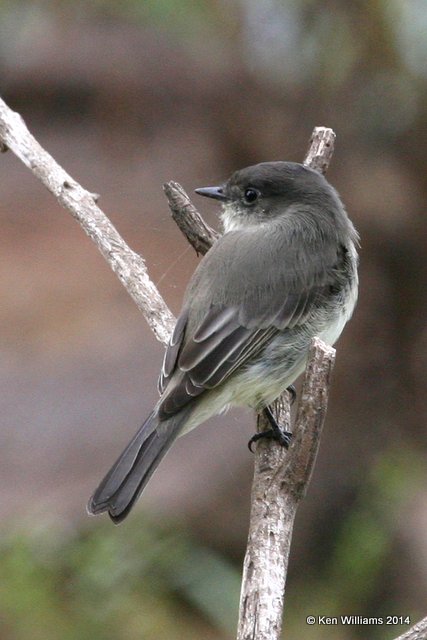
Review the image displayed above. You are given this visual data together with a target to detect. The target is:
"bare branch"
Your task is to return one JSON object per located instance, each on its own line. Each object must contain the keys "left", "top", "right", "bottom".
{"left": 284, "top": 338, "right": 336, "bottom": 497}
{"left": 393, "top": 617, "right": 427, "bottom": 640}
{"left": 236, "top": 127, "right": 337, "bottom": 639}
{"left": 163, "top": 180, "right": 219, "bottom": 255}
{"left": 236, "top": 339, "right": 335, "bottom": 640}
{"left": 303, "top": 126, "right": 336, "bottom": 175}
{"left": 0, "top": 96, "right": 175, "bottom": 345}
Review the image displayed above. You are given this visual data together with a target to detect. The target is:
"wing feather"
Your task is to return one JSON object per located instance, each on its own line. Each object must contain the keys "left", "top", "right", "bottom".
{"left": 158, "top": 309, "right": 188, "bottom": 394}
{"left": 157, "top": 286, "right": 325, "bottom": 418}
{"left": 157, "top": 227, "right": 349, "bottom": 419}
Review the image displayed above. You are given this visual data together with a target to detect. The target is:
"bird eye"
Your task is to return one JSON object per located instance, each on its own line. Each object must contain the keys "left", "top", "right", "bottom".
{"left": 243, "top": 188, "right": 259, "bottom": 204}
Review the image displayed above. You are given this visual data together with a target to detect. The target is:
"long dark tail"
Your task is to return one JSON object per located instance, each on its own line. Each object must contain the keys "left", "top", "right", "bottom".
{"left": 88, "top": 409, "right": 187, "bottom": 523}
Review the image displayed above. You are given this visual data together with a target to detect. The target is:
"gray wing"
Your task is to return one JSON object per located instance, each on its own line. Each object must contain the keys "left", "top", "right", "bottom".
{"left": 157, "top": 286, "right": 326, "bottom": 419}
{"left": 157, "top": 228, "right": 350, "bottom": 419}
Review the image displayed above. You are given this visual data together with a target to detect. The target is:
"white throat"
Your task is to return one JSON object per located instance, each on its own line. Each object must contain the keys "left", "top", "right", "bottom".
{"left": 220, "top": 203, "right": 246, "bottom": 233}
{"left": 220, "top": 203, "right": 267, "bottom": 233}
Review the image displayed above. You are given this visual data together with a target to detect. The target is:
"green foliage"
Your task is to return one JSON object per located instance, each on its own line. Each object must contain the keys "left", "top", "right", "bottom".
{"left": 55, "top": 0, "right": 218, "bottom": 36}
{"left": 0, "top": 517, "right": 240, "bottom": 640}
{"left": 284, "top": 446, "right": 424, "bottom": 639}
{"left": 0, "top": 447, "right": 424, "bottom": 640}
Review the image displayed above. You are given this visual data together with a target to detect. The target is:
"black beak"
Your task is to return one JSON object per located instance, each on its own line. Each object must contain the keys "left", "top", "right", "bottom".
{"left": 194, "top": 186, "right": 229, "bottom": 201}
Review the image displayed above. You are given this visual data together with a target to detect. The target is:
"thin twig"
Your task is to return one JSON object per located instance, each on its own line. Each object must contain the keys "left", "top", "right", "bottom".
{"left": 393, "top": 617, "right": 427, "bottom": 640}
{"left": 303, "top": 126, "right": 336, "bottom": 174}
{"left": 163, "top": 180, "right": 219, "bottom": 255}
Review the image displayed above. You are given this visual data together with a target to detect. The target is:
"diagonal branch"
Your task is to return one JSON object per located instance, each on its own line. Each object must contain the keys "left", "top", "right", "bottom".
{"left": 393, "top": 617, "right": 427, "bottom": 640}
{"left": 163, "top": 180, "right": 219, "bottom": 255}
{"left": 0, "top": 96, "right": 175, "bottom": 345}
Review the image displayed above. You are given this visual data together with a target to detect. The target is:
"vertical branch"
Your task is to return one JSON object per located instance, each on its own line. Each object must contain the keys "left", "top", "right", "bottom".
{"left": 236, "top": 127, "right": 337, "bottom": 639}
{"left": 237, "top": 339, "right": 336, "bottom": 640}
{"left": 161, "top": 126, "right": 338, "bottom": 640}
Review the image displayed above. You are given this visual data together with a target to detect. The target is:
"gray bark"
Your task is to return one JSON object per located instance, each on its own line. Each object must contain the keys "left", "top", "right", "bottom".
{"left": 0, "top": 96, "right": 175, "bottom": 345}
{"left": 394, "top": 617, "right": 427, "bottom": 640}
{"left": 236, "top": 339, "right": 335, "bottom": 640}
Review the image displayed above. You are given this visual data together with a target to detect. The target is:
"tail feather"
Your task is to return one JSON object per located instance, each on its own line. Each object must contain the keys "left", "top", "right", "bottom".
{"left": 88, "top": 410, "right": 186, "bottom": 523}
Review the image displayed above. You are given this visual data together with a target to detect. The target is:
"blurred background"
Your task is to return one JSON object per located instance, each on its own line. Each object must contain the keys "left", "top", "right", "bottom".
{"left": 0, "top": 1, "right": 426, "bottom": 638}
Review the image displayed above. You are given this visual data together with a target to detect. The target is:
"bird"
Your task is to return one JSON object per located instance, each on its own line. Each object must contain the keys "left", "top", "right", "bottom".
{"left": 88, "top": 161, "right": 359, "bottom": 523}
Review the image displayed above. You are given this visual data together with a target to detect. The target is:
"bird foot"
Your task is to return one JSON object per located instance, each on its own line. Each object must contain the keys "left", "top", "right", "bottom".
{"left": 248, "top": 406, "right": 292, "bottom": 452}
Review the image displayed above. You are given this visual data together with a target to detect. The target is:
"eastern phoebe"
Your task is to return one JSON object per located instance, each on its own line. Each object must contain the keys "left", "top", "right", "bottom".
{"left": 88, "top": 161, "right": 359, "bottom": 523}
